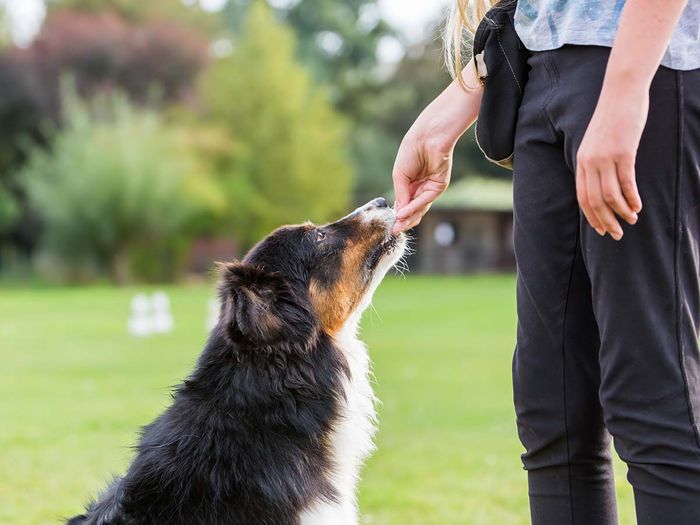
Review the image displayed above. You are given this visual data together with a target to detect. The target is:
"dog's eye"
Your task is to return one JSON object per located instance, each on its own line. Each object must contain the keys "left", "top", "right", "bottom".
{"left": 316, "top": 230, "right": 326, "bottom": 243}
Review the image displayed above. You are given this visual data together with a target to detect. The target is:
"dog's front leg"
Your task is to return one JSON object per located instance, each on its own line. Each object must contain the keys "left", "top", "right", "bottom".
{"left": 299, "top": 497, "right": 358, "bottom": 525}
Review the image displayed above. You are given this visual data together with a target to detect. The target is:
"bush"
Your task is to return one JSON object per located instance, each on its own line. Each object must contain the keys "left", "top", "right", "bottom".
{"left": 22, "top": 88, "right": 222, "bottom": 283}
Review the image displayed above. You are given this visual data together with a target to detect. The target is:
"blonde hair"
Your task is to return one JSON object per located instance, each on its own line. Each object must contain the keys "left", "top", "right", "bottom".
{"left": 444, "top": 0, "right": 495, "bottom": 90}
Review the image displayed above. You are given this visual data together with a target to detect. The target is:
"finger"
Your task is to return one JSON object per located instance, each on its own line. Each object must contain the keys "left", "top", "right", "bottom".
{"left": 576, "top": 163, "right": 605, "bottom": 235}
{"left": 617, "top": 159, "right": 642, "bottom": 214}
{"left": 600, "top": 167, "right": 638, "bottom": 225}
{"left": 393, "top": 204, "right": 431, "bottom": 233}
{"left": 392, "top": 171, "right": 412, "bottom": 213}
{"left": 587, "top": 165, "right": 623, "bottom": 240}
{"left": 395, "top": 189, "right": 440, "bottom": 221}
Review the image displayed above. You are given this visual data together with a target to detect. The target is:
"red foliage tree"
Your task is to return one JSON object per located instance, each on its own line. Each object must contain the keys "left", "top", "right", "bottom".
{"left": 18, "top": 9, "right": 208, "bottom": 105}
{"left": 0, "top": 9, "right": 209, "bottom": 261}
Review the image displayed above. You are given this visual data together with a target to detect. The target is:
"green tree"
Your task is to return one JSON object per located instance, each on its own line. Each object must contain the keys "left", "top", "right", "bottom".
{"left": 224, "top": 0, "right": 395, "bottom": 109}
{"left": 223, "top": 0, "right": 403, "bottom": 206}
{"left": 22, "top": 88, "right": 222, "bottom": 283}
{"left": 0, "top": 5, "right": 10, "bottom": 48}
{"left": 199, "top": 1, "right": 352, "bottom": 247}
{"left": 0, "top": 185, "right": 18, "bottom": 235}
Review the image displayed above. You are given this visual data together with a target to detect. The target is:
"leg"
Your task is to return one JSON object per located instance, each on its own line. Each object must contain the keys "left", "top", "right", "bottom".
{"left": 512, "top": 51, "right": 617, "bottom": 525}
{"left": 580, "top": 66, "right": 700, "bottom": 524}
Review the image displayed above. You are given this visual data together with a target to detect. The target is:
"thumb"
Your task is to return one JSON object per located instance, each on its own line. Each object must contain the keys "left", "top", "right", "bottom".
{"left": 393, "top": 171, "right": 412, "bottom": 213}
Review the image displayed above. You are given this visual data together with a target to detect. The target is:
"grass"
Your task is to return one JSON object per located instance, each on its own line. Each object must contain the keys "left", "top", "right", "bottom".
{"left": 0, "top": 276, "right": 635, "bottom": 524}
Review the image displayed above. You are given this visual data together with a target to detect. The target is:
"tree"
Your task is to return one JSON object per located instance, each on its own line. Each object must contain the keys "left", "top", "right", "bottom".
{"left": 0, "top": 5, "right": 11, "bottom": 48}
{"left": 223, "top": 1, "right": 401, "bottom": 207}
{"left": 0, "top": 52, "right": 47, "bottom": 267}
{"left": 22, "top": 89, "right": 222, "bottom": 283}
{"left": 223, "top": 0, "right": 395, "bottom": 109}
{"left": 46, "top": 0, "right": 219, "bottom": 34}
{"left": 198, "top": 1, "right": 352, "bottom": 248}
{"left": 22, "top": 9, "right": 209, "bottom": 106}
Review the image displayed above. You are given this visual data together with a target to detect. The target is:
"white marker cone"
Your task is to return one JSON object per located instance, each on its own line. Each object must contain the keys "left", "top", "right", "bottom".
{"left": 128, "top": 293, "right": 153, "bottom": 337}
{"left": 151, "top": 291, "right": 174, "bottom": 334}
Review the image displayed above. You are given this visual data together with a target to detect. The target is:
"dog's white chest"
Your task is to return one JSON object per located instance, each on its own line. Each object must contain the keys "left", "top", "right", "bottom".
{"left": 300, "top": 324, "right": 377, "bottom": 525}
{"left": 333, "top": 327, "right": 378, "bottom": 477}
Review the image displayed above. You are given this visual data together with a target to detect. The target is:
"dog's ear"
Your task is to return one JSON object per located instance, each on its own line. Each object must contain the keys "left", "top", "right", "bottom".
{"left": 217, "top": 261, "right": 315, "bottom": 346}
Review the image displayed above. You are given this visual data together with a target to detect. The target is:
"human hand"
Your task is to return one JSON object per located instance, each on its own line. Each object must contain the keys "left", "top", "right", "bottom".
{"left": 576, "top": 85, "right": 647, "bottom": 240}
{"left": 390, "top": 63, "right": 482, "bottom": 234}
{"left": 392, "top": 132, "right": 453, "bottom": 234}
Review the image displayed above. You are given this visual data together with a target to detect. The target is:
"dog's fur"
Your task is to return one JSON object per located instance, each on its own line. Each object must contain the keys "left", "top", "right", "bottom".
{"left": 67, "top": 199, "right": 406, "bottom": 525}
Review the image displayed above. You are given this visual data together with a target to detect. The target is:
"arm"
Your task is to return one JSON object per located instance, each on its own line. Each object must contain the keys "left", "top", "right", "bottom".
{"left": 392, "top": 63, "right": 482, "bottom": 233}
{"left": 576, "top": 0, "right": 688, "bottom": 240}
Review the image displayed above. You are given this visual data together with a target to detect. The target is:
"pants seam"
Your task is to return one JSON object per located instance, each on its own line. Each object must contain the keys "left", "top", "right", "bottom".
{"left": 673, "top": 70, "right": 700, "bottom": 450}
{"left": 560, "top": 228, "right": 580, "bottom": 525}
{"left": 541, "top": 54, "right": 561, "bottom": 137}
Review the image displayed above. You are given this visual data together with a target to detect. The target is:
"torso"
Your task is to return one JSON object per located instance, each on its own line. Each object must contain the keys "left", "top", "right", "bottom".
{"left": 514, "top": 0, "right": 700, "bottom": 71}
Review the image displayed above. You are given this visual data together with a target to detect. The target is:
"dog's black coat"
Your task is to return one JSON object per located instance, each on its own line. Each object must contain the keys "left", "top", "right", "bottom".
{"left": 68, "top": 225, "right": 355, "bottom": 525}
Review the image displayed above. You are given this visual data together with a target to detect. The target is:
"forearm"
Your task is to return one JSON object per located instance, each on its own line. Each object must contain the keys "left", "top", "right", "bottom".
{"left": 576, "top": 0, "right": 687, "bottom": 239}
{"left": 407, "top": 61, "right": 482, "bottom": 152}
{"left": 603, "top": 0, "right": 688, "bottom": 94}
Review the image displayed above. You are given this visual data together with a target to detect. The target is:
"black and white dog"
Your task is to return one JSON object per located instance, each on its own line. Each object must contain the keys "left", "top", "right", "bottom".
{"left": 67, "top": 198, "right": 406, "bottom": 525}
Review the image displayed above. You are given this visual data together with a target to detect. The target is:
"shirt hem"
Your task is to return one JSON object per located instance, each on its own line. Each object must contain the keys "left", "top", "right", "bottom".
{"left": 516, "top": 31, "right": 700, "bottom": 72}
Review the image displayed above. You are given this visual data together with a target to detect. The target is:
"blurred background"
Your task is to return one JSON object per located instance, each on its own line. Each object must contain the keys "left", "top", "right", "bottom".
{"left": 0, "top": 1, "right": 635, "bottom": 524}
{"left": 0, "top": 0, "right": 510, "bottom": 283}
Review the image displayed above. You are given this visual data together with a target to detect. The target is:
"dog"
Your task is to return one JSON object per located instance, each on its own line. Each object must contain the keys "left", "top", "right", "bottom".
{"left": 67, "top": 197, "right": 407, "bottom": 525}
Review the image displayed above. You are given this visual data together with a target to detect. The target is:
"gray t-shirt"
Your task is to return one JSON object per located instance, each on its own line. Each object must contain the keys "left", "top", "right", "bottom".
{"left": 514, "top": 0, "right": 700, "bottom": 71}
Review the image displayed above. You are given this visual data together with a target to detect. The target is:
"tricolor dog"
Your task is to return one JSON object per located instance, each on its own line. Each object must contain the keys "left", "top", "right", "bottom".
{"left": 67, "top": 198, "right": 407, "bottom": 525}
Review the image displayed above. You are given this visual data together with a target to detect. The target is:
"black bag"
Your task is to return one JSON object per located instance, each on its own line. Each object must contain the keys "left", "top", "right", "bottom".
{"left": 472, "top": 0, "right": 530, "bottom": 170}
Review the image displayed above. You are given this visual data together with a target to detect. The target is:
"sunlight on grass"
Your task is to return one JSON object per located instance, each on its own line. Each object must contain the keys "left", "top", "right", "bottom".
{"left": 0, "top": 276, "right": 635, "bottom": 524}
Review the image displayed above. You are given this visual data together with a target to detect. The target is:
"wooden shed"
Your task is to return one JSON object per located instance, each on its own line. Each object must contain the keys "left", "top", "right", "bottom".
{"left": 409, "top": 177, "right": 515, "bottom": 274}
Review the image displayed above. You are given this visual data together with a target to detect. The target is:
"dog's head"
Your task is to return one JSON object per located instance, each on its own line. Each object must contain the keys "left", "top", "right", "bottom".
{"left": 218, "top": 198, "right": 406, "bottom": 346}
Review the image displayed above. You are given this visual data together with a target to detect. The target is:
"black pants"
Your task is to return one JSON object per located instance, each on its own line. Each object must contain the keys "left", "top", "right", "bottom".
{"left": 513, "top": 46, "right": 700, "bottom": 525}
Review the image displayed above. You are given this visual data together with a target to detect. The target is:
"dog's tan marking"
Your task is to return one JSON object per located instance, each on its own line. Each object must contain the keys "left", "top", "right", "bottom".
{"left": 309, "top": 220, "right": 386, "bottom": 334}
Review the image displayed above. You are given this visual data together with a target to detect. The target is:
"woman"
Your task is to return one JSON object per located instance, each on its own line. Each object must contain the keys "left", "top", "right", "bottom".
{"left": 392, "top": 1, "right": 700, "bottom": 524}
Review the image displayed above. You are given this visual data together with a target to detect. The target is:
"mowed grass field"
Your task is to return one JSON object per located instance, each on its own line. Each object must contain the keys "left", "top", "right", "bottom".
{"left": 0, "top": 276, "right": 636, "bottom": 524}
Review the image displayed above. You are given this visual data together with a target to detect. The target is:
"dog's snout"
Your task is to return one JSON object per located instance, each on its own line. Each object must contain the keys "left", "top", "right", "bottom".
{"left": 347, "top": 197, "right": 394, "bottom": 225}
{"left": 370, "top": 197, "right": 388, "bottom": 209}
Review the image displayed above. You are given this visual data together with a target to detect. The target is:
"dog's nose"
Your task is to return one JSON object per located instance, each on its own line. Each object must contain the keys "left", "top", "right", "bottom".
{"left": 370, "top": 197, "right": 388, "bottom": 209}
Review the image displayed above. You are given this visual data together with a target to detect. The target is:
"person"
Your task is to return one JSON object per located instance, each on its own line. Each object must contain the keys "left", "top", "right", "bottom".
{"left": 391, "top": 1, "right": 700, "bottom": 524}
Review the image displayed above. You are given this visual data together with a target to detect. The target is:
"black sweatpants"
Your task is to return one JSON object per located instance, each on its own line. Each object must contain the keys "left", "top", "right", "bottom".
{"left": 513, "top": 46, "right": 700, "bottom": 525}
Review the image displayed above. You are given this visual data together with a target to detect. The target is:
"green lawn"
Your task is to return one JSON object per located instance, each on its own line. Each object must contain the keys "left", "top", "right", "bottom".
{"left": 0, "top": 276, "right": 635, "bottom": 524}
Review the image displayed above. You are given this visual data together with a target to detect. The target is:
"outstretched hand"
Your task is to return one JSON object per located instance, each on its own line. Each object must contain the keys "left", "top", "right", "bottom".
{"left": 390, "top": 64, "right": 483, "bottom": 233}
{"left": 392, "top": 136, "right": 453, "bottom": 234}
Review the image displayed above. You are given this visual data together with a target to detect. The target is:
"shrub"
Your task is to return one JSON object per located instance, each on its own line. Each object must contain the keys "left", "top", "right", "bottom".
{"left": 22, "top": 88, "right": 222, "bottom": 283}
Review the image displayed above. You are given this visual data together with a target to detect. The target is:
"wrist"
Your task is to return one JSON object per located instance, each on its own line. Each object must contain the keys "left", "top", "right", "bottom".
{"left": 402, "top": 61, "right": 482, "bottom": 159}
{"left": 407, "top": 115, "right": 458, "bottom": 156}
{"left": 601, "top": 46, "right": 657, "bottom": 100}
{"left": 599, "top": 69, "right": 650, "bottom": 110}
{"left": 412, "top": 85, "right": 481, "bottom": 152}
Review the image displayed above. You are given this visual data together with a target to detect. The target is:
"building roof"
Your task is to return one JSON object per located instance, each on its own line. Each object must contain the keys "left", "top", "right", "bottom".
{"left": 433, "top": 176, "right": 513, "bottom": 211}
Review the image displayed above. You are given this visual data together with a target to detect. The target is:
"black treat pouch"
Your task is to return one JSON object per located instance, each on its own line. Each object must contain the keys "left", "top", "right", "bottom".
{"left": 472, "top": 0, "right": 530, "bottom": 169}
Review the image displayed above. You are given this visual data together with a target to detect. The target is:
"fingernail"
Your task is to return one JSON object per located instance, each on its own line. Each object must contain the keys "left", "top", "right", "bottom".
{"left": 612, "top": 231, "right": 623, "bottom": 241}
{"left": 630, "top": 213, "right": 638, "bottom": 224}
{"left": 595, "top": 228, "right": 605, "bottom": 236}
